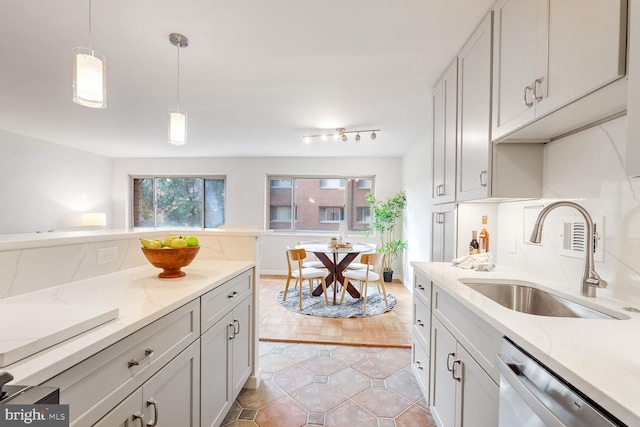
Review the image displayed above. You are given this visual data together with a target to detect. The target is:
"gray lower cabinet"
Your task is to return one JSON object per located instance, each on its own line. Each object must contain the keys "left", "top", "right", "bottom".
{"left": 95, "top": 340, "right": 200, "bottom": 427}
{"left": 201, "top": 294, "right": 253, "bottom": 427}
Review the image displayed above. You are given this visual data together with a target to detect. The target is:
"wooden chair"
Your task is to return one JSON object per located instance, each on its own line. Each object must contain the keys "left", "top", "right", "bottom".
{"left": 339, "top": 253, "right": 387, "bottom": 314}
{"left": 346, "top": 243, "right": 378, "bottom": 271}
{"left": 297, "top": 240, "right": 325, "bottom": 269}
{"left": 285, "top": 248, "right": 329, "bottom": 310}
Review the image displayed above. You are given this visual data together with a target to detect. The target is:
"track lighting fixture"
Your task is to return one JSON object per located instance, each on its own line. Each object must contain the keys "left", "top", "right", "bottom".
{"left": 302, "top": 128, "right": 381, "bottom": 143}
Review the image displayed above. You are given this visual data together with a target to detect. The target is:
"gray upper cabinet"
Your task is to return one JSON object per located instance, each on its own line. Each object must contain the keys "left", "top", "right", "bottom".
{"left": 492, "top": 0, "right": 628, "bottom": 143}
{"left": 432, "top": 59, "right": 458, "bottom": 204}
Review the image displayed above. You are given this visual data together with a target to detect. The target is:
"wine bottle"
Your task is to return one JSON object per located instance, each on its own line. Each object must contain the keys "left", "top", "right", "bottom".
{"left": 479, "top": 215, "right": 489, "bottom": 253}
{"left": 469, "top": 230, "right": 479, "bottom": 255}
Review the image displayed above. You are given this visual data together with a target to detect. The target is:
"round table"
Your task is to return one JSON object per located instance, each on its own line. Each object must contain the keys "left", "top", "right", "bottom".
{"left": 296, "top": 243, "right": 375, "bottom": 305}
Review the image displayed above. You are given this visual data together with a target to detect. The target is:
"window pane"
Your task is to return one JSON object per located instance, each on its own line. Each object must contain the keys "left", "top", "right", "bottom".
{"left": 156, "top": 178, "right": 202, "bottom": 229}
{"left": 204, "top": 178, "right": 225, "bottom": 228}
{"left": 133, "top": 178, "right": 154, "bottom": 227}
{"left": 269, "top": 178, "right": 292, "bottom": 230}
{"left": 346, "top": 179, "right": 373, "bottom": 232}
{"left": 295, "top": 178, "right": 345, "bottom": 231}
{"left": 319, "top": 179, "right": 346, "bottom": 189}
{"left": 319, "top": 207, "right": 344, "bottom": 222}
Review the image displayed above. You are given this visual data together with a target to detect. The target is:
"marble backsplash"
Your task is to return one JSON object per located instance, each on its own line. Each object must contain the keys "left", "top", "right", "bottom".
{"left": 491, "top": 116, "right": 640, "bottom": 305}
{"left": 0, "top": 232, "right": 259, "bottom": 299}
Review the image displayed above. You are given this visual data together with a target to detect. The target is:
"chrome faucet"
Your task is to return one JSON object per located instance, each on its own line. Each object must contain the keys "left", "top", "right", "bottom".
{"left": 529, "top": 201, "right": 607, "bottom": 297}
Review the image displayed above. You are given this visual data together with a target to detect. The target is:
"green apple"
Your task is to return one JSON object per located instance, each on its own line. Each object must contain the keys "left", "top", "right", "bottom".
{"left": 185, "top": 236, "right": 199, "bottom": 247}
{"left": 163, "top": 236, "right": 178, "bottom": 247}
{"left": 170, "top": 237, "right": 187, "bottom": 249}
{"left": 140, "top": 238, "right": 162, "bottom": 249}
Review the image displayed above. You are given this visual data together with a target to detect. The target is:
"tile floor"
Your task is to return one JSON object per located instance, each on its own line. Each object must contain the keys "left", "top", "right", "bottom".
{"left": 221, "top": 341, "right": 436, "bottom": 427}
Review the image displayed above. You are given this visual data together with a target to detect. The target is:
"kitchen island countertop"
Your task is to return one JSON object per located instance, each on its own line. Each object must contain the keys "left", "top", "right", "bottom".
{"left": 1, "top": 260, "right": 254, "bottom": 386}
{"left": 412, "top": 261, "right": 640, "bottom": 427}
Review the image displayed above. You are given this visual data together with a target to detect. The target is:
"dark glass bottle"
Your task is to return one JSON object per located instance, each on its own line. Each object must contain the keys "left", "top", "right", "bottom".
{"left": 469, "top": 230, "right": 480, "bottom": 255}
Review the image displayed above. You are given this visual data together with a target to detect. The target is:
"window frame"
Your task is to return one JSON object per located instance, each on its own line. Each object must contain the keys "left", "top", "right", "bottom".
{"left": 130, "top": 174, "right": 227, "bottom": 230}
{"left": 266, "top": 174, "right": 375, "bottom": 233}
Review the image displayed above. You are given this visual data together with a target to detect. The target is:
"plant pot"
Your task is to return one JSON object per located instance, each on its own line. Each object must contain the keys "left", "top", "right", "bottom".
{"left": 383, "top": 270, "right": 393, "bottom": 282}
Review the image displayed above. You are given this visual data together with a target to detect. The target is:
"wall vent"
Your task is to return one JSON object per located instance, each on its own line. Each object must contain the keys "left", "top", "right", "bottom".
{"left": 560, "top": 216, "right": 603, "bottom": 262}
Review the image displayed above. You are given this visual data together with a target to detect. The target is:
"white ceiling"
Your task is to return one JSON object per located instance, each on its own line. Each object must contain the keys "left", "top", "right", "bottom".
{"left": 0, "top": 0, "right": 494, "bottom": 158}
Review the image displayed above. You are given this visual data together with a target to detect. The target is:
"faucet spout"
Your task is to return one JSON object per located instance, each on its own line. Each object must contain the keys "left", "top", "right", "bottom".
{"left": 529, "top": 201, "right": 607, "bottom": 297}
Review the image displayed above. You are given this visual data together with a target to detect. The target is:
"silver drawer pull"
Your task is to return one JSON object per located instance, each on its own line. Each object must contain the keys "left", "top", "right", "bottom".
{"left": 146, "top": 398, "right": 158, "bottom": 426}
{"left": 452, "top": 359, "right": 462, "bottom": 381}
{"left": 446, "top": 352, "right": 455, "bottom": 372}
{"left": 228, "top": 291, "right": 238, "bottom": 299}
{"left": 416, "top": 360, "right": 424, "bottom": 370}
{"left": 128, "top": 348, "right": 154, "bottom": 368}
{"left": 229, "top": 323, "right": 236, "bottom": 340}
{"left": 416, "top": 319, "right": 424, "bottom": 327}
{"left": 233, "top": 319, "right": 240, "bottom": 335}
{"left": 417, "top": 284, "right": 425, "bottom": 291}
{"left": 131, "top": 411, "right": 144, "bottom": 427}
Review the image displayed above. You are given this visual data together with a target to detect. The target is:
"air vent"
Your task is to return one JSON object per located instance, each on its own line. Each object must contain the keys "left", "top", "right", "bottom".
{"left": 560, "top": 216, "right": 603, "bottom": 262}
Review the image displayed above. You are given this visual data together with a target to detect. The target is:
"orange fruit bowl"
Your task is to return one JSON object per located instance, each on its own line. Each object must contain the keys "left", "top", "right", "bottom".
{"left": 141, "top": 246, "right": 200, "bottom": 278}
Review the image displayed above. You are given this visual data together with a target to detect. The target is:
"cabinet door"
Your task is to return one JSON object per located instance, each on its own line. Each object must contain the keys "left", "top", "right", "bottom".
{"left": 231, "top": 296, "right": 253, "bottom": 399}
{"left": 142, "top": 340, "right": 200, "bottom": 427}
{"left": 536, "top": 0, "right": 627, "bottom": 117}
{"left": 430, "top": 317, "right": 458, "bottom": 427}
{"left": 456, "top": 12, "right": 493, "bottom": 202}
{"left": 431, "top": 204, "right": 456, "bottom": 263}
{"left": 201, "top": 312, "right": 233, "bottom": 427}
{"left": 492, "top": 0, "right": 539, "bottom": 139}
{"left": 432, "top": 59, "right": 458, "bottom": 204}
{"left": 455, "top": 344, "right": 499, "bottom": 427}
{"left": 93, "top": 389, "right": 142, "bottom": 427}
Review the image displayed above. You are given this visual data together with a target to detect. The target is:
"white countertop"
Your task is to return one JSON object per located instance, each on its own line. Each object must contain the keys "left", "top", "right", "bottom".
{"left": 1, "top": 260, "right": 254, "bottom": 386}
{"left": 412, "top": 261, "right": 640, "bottom": 426}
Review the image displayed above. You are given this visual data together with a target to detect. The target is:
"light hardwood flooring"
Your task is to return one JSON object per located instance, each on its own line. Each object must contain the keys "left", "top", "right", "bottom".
{"left": 259, "top": 275, "right": 413, "bottom": 348}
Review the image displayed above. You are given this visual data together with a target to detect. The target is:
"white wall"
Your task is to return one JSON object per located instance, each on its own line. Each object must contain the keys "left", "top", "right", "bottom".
{"left": 402, "top": 129, "right": 432, "bottom": 285}
{"left": 111, "top": 156, "right": 404, "bottom": 277}
{"left": 0, "top": 130, "right": 112, "bottom": 234}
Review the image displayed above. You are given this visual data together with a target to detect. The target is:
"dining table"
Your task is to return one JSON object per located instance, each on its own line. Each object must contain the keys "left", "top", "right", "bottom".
{"left": 296, "top": 243, "right": 375, "bottom": 305}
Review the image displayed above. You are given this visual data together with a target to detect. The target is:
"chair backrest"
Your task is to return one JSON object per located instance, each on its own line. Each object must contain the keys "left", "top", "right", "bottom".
{"left": 286, "top": 248, "right": 307, "bottom": 273}
{"left": 360, "top": 253, "right": 385, "bottom": 276}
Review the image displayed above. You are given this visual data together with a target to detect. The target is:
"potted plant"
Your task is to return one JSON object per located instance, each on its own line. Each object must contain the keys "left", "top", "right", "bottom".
{"left": 366, "top": 190, "right": 407, "bottom": 282}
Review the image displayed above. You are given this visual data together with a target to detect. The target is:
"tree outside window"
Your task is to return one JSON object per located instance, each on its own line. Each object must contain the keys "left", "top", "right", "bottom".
{"left": 132, "top": 176, "right": 225, "bottom": 229}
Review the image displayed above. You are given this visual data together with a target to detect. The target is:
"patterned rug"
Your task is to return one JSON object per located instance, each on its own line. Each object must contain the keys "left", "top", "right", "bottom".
{"left": 276, "top": 283, "right": 397, "bottom": 318}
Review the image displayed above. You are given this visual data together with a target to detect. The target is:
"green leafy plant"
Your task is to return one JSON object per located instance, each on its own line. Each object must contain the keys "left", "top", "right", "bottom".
{"left": 366, "top": 190, "right": 407, "bottom": 272}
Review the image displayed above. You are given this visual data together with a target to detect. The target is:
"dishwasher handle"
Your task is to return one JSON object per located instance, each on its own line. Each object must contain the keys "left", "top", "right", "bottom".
{"left": 496, "top": 354, "right": 566, "bottom": 427}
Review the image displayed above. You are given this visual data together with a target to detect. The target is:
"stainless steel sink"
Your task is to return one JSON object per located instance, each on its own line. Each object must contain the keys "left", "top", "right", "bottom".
{"left": 459, "top": 280, "right": 626, "bottom": 320}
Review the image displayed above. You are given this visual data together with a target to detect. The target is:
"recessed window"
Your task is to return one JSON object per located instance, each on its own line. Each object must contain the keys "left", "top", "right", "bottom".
{"left": 132, "top": 176, "right": 225, "bottom": 229}
{"left": 267, "top": 176, "right": 374, "bottom": 232}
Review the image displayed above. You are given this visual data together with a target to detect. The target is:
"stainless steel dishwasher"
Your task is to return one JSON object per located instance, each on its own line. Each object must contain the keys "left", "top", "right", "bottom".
{"left": 496, "top": 338, "right": 625, "bottom": 427}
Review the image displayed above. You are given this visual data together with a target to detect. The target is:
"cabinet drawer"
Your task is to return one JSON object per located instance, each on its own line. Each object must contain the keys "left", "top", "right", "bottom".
{"left": 45, "top": 300, "right": 200, "bottom": 426}
{"left": 413, "top": 274, "right": 431, "bottom": 307}
{"left": 432, "top": 285, "right": 502, "bottom": 384}
{"left": 413, "top": 299, "right": 430, "bottom": 349}
{"left": 201, "top": 269, "right": 253, "bottom": 333}
{"left": 411, "top": 340, "right": 429, "bottom": 401}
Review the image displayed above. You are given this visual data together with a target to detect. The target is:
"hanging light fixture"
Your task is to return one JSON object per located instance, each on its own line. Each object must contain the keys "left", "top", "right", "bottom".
{"left": 355, "top": 132, "right": 361, "bottom": 142}
{"left": 72, "top": 0, "right": 106, "bottom": 108}
{"left": 168, "top": 33, "right": 189, "bottom": 146}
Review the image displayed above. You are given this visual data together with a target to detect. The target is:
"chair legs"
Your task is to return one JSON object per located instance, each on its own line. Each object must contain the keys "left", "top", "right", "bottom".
{"left": 339, "top": 278, "right": 388, "bottom": 315}
{"left": 339, "top": 278, "right": 350, "bottom": 305}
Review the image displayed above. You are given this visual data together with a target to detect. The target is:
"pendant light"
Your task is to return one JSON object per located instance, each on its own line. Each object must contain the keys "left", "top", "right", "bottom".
{"left": 168, "top": 33, "right": 188, "bottom": 146}
{"left": 72, "top": 0, "right": 106, "bottom": 108}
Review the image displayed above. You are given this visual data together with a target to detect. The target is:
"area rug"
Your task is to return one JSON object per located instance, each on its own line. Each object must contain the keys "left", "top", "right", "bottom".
{"left": 276, "top": 284, "right": 397, "bottom": 318}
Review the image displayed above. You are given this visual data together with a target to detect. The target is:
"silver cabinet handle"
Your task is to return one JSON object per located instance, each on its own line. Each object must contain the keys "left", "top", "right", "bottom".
{"left": 435, "top": 212, "right": 445, "bottom": 224}
{"left": 146, "top": 398, "right": 158, "bottom": 426}
{"left": 417, "top": 284, "right": 425, "bottom": 291}
{"left": 228, "top": 291, "right": 238, "bottom": 299}
{"left": 452, "top": 359, "right": 462, "bottom": 381}
{"left": 523, "top": 85, "right": 534, "bottom": 107}
{"left": 446, "top": 352, "right": 455, "bottom": 372}
{"left": 416, "top": 319, "right": 424, "bottom": 327}
{"left": 228, "top": 323, "right": 236, "bottom": 340}
{"left": 131, "top": 411, "right": 144, "bottom": 427}
{"left": 416, "top": 360, "right": 424, "bottom": 371}
{"left": 435, "top": 184, "right": 445, "bottom": 196}
{"left": 479, "top": 170, "right": 488, "bottom": 187}
{"left": 233, "top": 319, "right": 240, "bottom": 335}
{"left": 533, "top": 77, "right": 544, "bottom": 102}
{"left": 128, "top": 348, "right": 154, "bottom": 368}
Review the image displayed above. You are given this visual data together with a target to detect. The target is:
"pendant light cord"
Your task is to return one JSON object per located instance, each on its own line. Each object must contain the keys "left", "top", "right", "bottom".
{"left": 176, "top": 45, "right": 181, "bottom": 110}
{"left": 88, "top": 0, "right": 93, "bottom": 51}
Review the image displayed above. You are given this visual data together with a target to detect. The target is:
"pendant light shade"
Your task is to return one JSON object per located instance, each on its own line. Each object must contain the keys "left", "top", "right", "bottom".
{"left": 168, "top": 109, "right": 187, "bottom": 146}
{"left": 72, "top": 47, "right": 106, "bottom": 108}
{"left": 168, "top": 33, "right": 189, "bottom": 146}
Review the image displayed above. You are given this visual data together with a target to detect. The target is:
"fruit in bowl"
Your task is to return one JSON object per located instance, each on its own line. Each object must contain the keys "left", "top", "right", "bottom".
{"left": 140, "top": 236, "right": 200, "bottom": 278}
